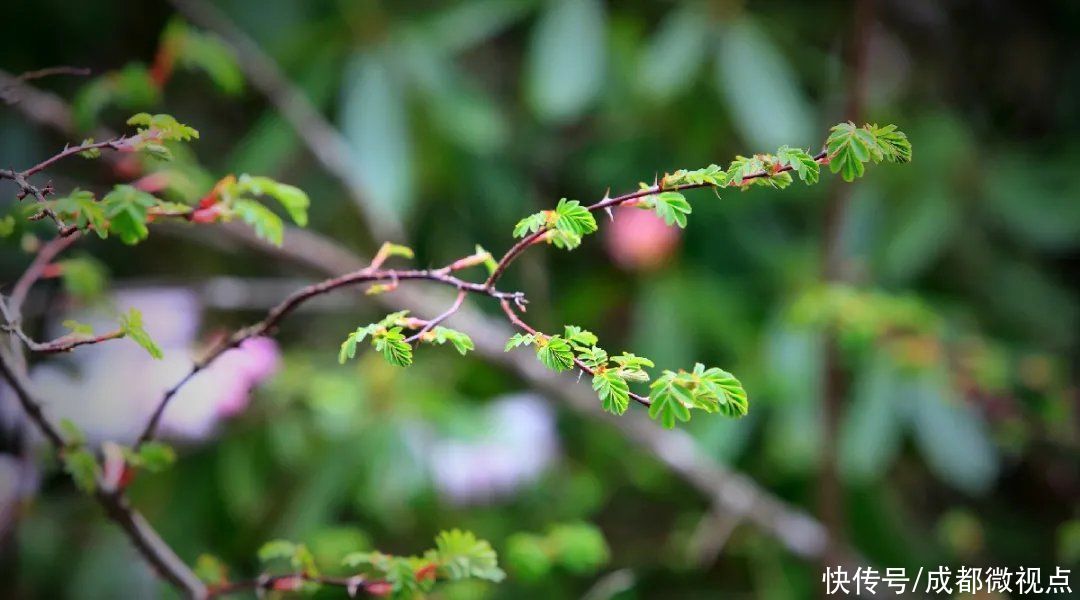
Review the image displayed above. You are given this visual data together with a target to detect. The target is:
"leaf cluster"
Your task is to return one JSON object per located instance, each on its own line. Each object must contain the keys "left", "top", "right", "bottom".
{"left": 513, "top": 198, "right": 598, "bottom": 250}
{"left": 339, "top": 311, "right": 474, "bottom": 367}
{"left": 827, "top": 122, "right": 912, "bottom": 182}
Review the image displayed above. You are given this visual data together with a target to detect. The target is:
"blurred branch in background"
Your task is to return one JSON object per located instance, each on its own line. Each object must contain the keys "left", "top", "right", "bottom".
{"left": 819, "top": 0, "right": 875, "bottom": 568}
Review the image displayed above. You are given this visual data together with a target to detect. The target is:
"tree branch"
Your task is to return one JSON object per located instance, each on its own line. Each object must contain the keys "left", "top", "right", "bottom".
{"left": 135, "top": 259, "right": 525, "bottom": 447}
{"left": 0, "top": 347, "right": 207, "bottom": 597}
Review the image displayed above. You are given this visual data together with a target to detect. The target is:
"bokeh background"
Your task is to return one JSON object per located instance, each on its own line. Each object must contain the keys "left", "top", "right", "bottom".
{"left": 1, "top": 0, "right": 1078, "bottom": 598}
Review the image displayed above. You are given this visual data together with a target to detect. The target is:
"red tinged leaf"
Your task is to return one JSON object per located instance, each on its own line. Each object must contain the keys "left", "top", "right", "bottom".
{"left": 271, "top": 576, "right": 304, "bottom": 591}
{"left": 149, "top": 47, "right": 175, "bottom": 88}
{"left": 190, "top": 205, "right": 222, "bottom": 224}
{"left": 133, "top": 172, "right": 170, "bottom": 193}
{"left": 365, "top": 581, "right": 394, "bottom": 596}
{"left": 415, "top": 562, "right": 437, "bottom": 582}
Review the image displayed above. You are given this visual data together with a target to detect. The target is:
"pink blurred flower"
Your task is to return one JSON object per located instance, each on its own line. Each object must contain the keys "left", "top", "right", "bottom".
{"left": 604, "top": 206, "right": 681, "bottom": 271}
{"left": 424, "top": 394, "right": 558, "bottom": 505}
{"left": 0, "top": 288, "right": 280, "bottom": 445}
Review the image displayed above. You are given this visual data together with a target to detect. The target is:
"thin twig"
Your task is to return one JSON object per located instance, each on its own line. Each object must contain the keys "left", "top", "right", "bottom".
{"left": 8, "top": 233, "right": 80, "bottom": 315}
{"left": 484, "top": 150, "right": 829, "bottom": 289}
{"left": 0, "top": 348, "right": 207, "bottom": 596}
{"left": 404, "top": 289, "right": 467, "bottom": 344}
{"left": 135, "top": 264, "right": 523, "bottom": 447}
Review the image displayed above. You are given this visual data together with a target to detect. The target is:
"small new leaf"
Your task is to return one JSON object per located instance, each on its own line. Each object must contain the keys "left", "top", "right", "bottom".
{"left": 232, "top": 199, "right": 284, "bottom": 246}
{"left": 52, "top": 189, "right": 107, "bottom": 238}
{"left": 233, "top": 174, "right": 310, "bottom": 226}
{"left": 374, "top": 327, "right": 413, "bottom": 367}
{"left": 575, "top": 346, "right": 609, "bottom": 370}
{"left": 258, "top": 540, "right": 298, "bottom": 563}
{"left": 59, "top": 418, "right": 86, "bottom": 447}
{"left": 652, "top": 191, "right": 692, "bottom": 228}
{"left": 648, "top": 371, "right": 693, "bottom": 428}
{"left": 431, "top": 327, "right": 475, "bottom": 356}
{"left": 62, "top": 449, "right": 99, "bottom": 493}
{"left": 513, "top": 211, "right": 547, "bottom": 238}
{"left": 663, "top": 164, "right": 727, "bottom": 188}
{"left": 553, "top": 198, "right": 597, "bottom": 237}
{"left": 433, "top": 529, "right": 505, "bottom": 583}
{"left": 127, "top": 112, "right": 200, "bottom": 141}
{"left": 827, "top": 122, "right": 870, "bottom": 182}
{"left": 593, "top": 370, "right": 630, "bottom": 415}
{"left": 118, "top": 308, "right": 163, "bottom": 359}
{"left": 536, "top": 336, "right": 575, "bottom": 372}
{"left": 505, "top": 333, "right": 537, "bottom": 351}
{"left": 339, "top": 324, "right": 379, "bottom": 364}
{"left": 133, "top": 442, "right": 177, "bottom": 472}
{"left": 102, "top": 185, "right": 158, "bottom": 244}
{"left": 563, "top": 325, "right": 598, "bottom": 349}
{"left": 867, "top": 123, "right": 912, "bottom": 163}
{"left": 776, "top": 145, "right": 820, "bottom": 184}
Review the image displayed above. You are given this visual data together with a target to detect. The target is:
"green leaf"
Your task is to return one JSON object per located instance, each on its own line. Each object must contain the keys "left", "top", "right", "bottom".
{"left": 663, "top": 164, "right": 727, "bottom": 188}
{"left": 0, "top": 215, "right": 14, "bottom": 237}
{"left": 827, "top": 122, "right": 870, "bottom": 182}
{"left": 726, "top": 154, "right": 766, "bottom": 185}
{"left": 652, "top": 191, "right": 692, "bottom": 228}
{"left": 102, "top": 185, "right": 158, "bottom": 245}
{"left": 232, "top": 199, "right": 284, "bottom": 246}
{"left": 374, "top": 327, "right": 413, "bottom": 367}
{"left": 593, "top": 370, "right": 630, "bottom": 415}
{"left": 140, "top": 143, "right": 173, "bottom": 161}
{"left": 127, "top": 112, "right": 200, "bottom": 141}
{"left": 563, "top": 325, "right": 598, "bottom": 349}
{"left": 505, "top": 332, "right": 537, "bottom": 351}
{"left": 536, "top": 336, "right": 575, "bottom": 372}
{"left": 475, "top": 244, "right": 499, "bottom": 275}
{"left": 258, "top": 540, "right": 297, "bottom": 563}
{"left": 194, "top": 554, "right": 228, "bottom": 586}
{"left": 612, "top": 352, "right": 653, "bottom": 382}
{"left": 59, "top": 418, "right": 86, "bottom": 446}
{"left": 693, "top": 363, "right": 749, "bottom": 418}
{"left": 513, "top": 211, "right": 547, "bottom": 238}
{"left": 648, "top": 371, "right": 692, "bottom": 428}
{"left": 431, "top": 326, "right": 475, "bottom": 356}
{"left": 375, "top": 241, "right": 415, "bottom": 261}
{"left": 52, "top": 189, "right": 107, "bottom": 238}
{"left": 118, "top": 308, "right": 163, "bottom": 359}
{"left": 433, "top": 529, "right": 505, "bottom": 583}
{"left": 338, "top": 324, "right": 379, "bottom": 364}
{"left": 611, "top": 352, "right": 654, "bottom": 371}
{"left": 133, "top": 442, "right": 177, "bottom": 472}
{"left": 233, "top": 174, "right": 310, "bottom": 226}
{"left": 62, "top": 449, "right": 99, "bottom": 493}
{"left": 553, "top": 198, "right": 597, "bottom": 237}
{"left": 868, "top": 123, "right": 912, "bottom": 163}
{"left": 575, "top": 346, "right": 609, "bottom": 369}
{"left": 776, "top": 145, "right": 820, "bottom": 184}
{"left": 547, "top": 228, "right": 582, "bottom": 250}
{"left": 78, "top": 138, "right": 101, "bottom": 159}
